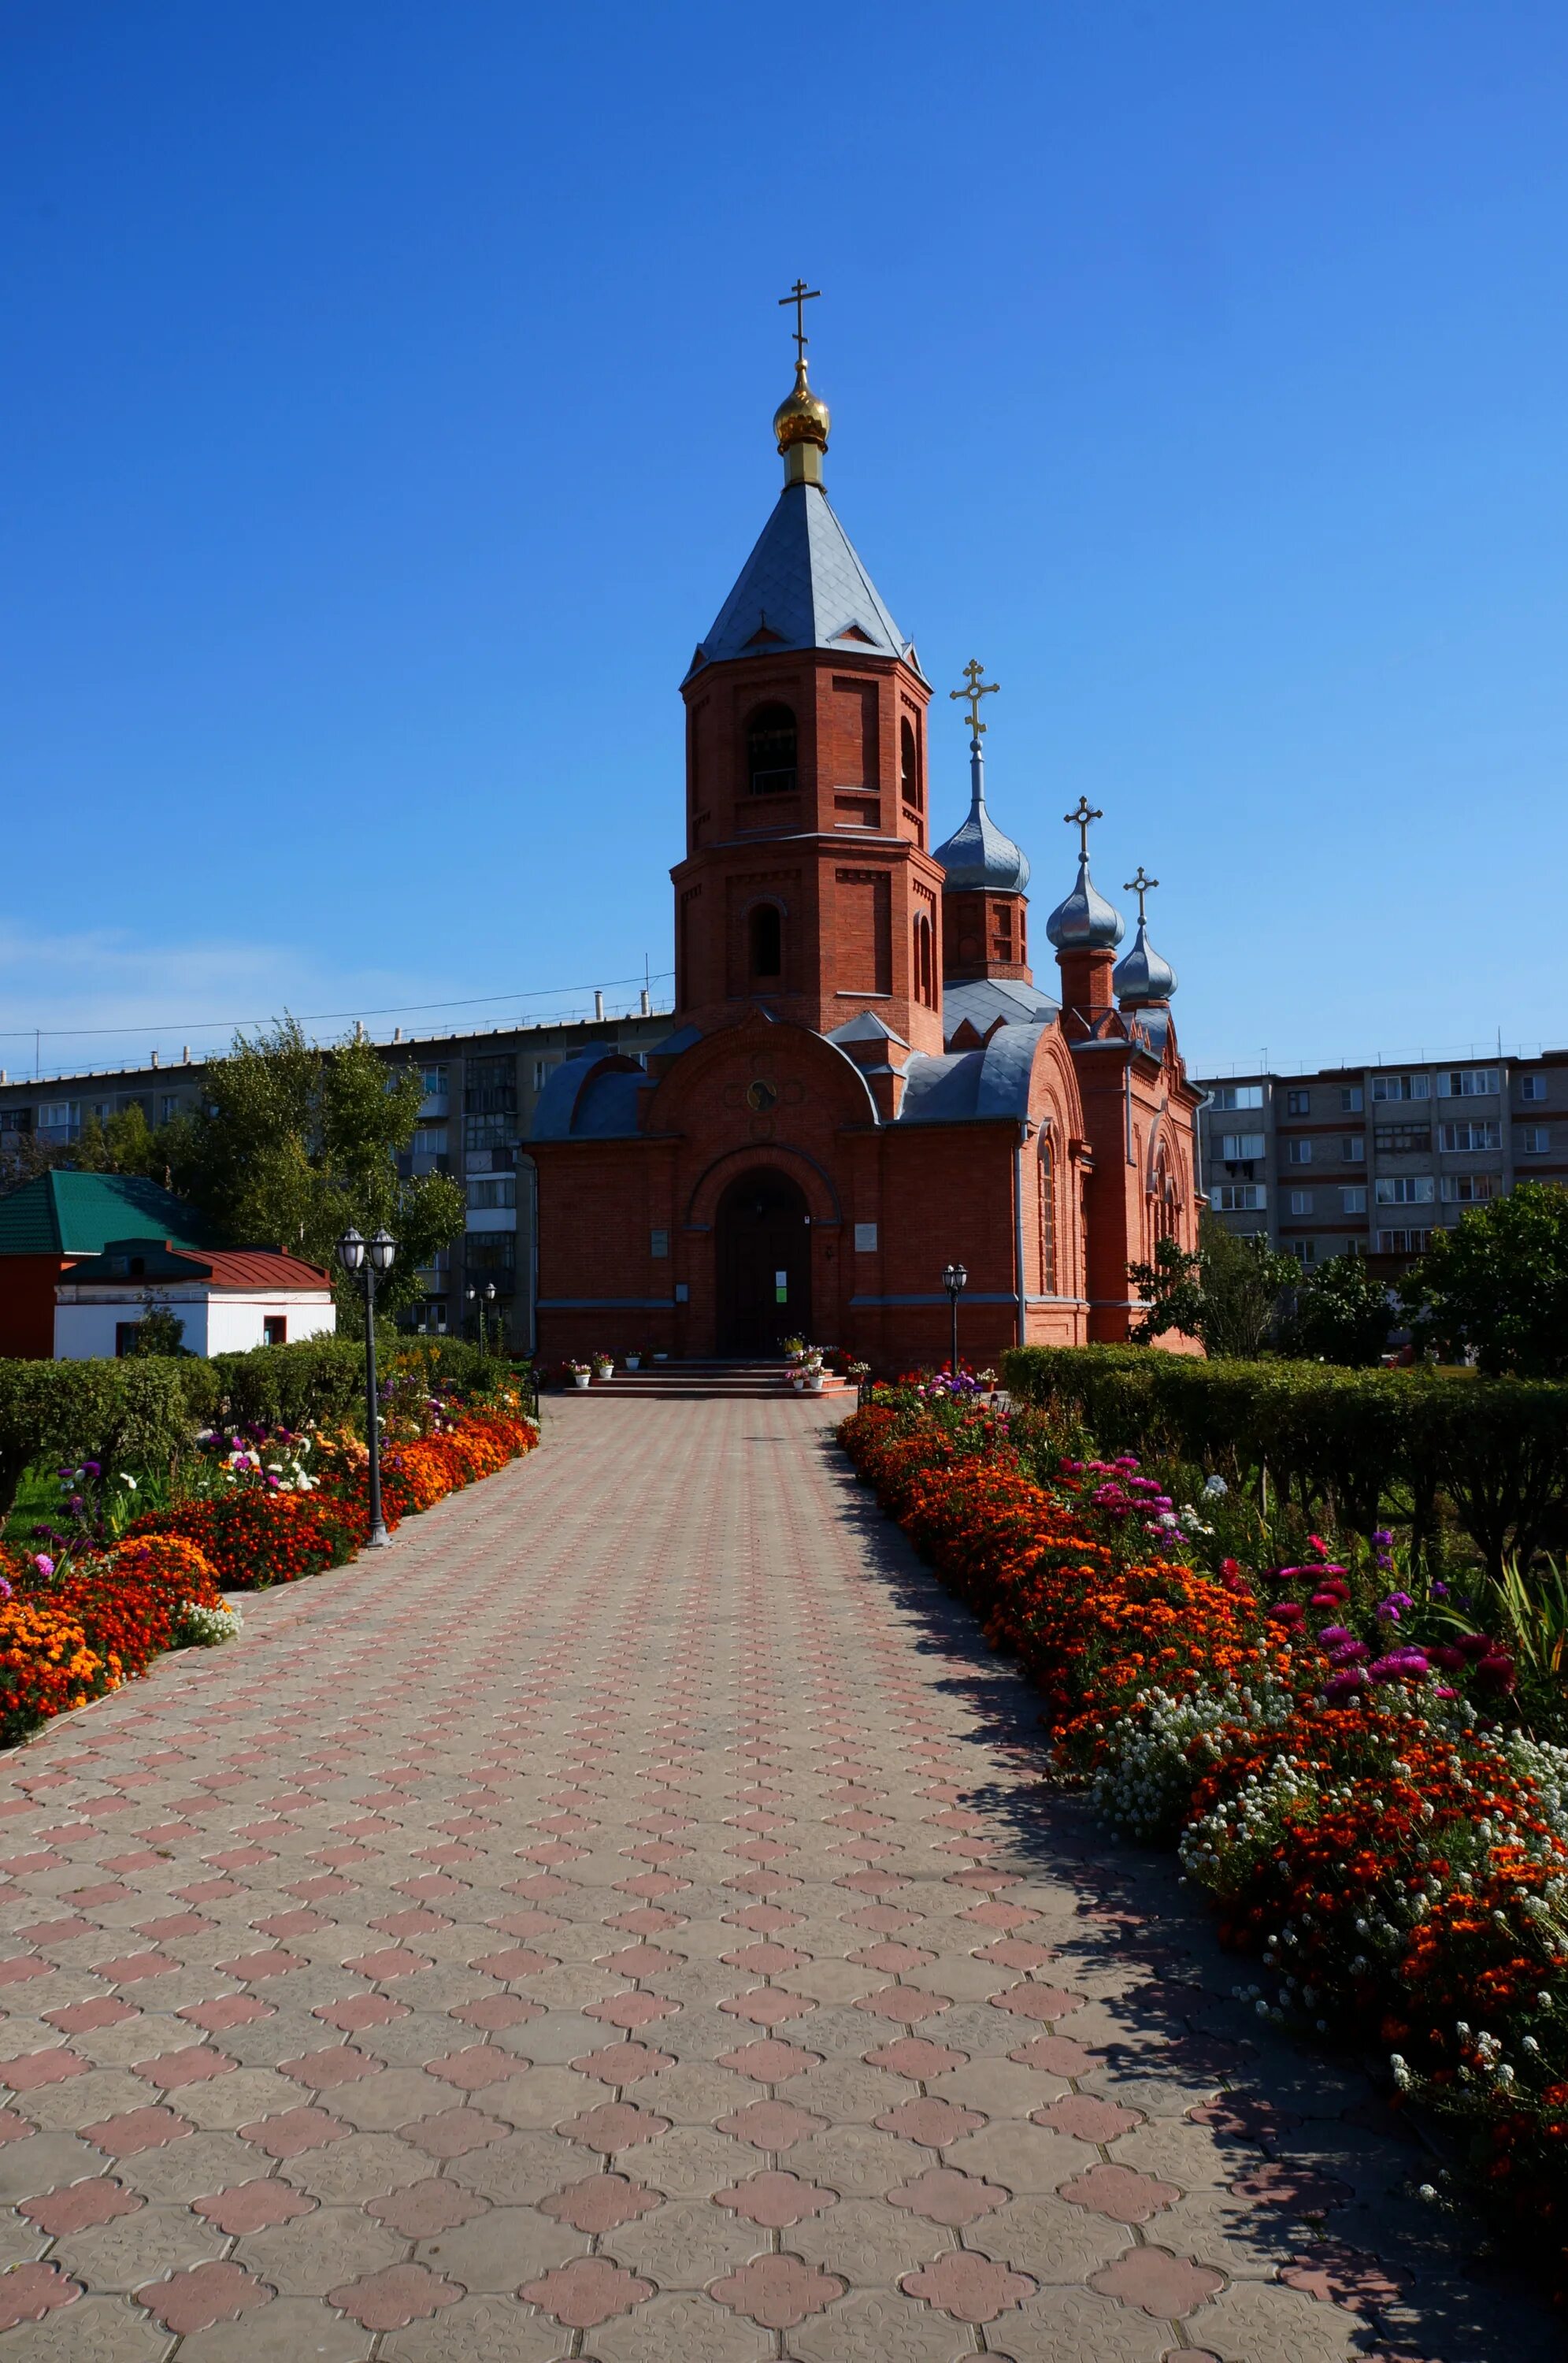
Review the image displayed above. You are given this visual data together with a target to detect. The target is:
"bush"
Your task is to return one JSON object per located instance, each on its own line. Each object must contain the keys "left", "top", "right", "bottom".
{"left": 1001, "top": 1345, "right": 1568, "bottom": 1575}
{"left": 0, "top": 1358, "right": 216, "bottom": 1518}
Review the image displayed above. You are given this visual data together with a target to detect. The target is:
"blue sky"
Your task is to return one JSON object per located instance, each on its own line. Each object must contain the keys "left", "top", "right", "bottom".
{"left": 4, "top": 2, "right": 1566, "bottom": 1081}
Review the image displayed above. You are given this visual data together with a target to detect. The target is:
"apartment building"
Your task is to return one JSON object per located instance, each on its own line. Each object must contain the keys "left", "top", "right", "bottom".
{"left": 0, "top": 1003, "right": 673, "bottom": 1352}
{"left": 1195, "top": 1049, "right": 1567, "bottom": 1269}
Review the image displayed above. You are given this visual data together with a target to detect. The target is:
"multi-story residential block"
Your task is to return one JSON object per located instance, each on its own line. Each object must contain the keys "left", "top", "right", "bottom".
{"left": 1195, "top": 1052, "right": 1567, "bottom": 1269}
{"left": 0, "top": 1003, "right": 673, "bottom": 1353}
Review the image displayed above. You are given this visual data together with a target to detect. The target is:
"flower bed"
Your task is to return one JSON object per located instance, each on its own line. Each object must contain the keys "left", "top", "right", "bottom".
{"left": 1, "top": 1402, "right": 538, "bottom": 1745}
{"left": 842, "top": 1389, "right": 1568, "bottom": 2294}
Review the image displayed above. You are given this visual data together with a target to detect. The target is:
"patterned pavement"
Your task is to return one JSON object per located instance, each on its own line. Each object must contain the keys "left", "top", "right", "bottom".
{"left": 0, "top": 1393, "right": 1556, "bottom": 2361}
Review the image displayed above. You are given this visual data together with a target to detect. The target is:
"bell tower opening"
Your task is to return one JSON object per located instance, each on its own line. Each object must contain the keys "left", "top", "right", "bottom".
{"left": 747, "top": 704, "right": 797, "bottom": 797}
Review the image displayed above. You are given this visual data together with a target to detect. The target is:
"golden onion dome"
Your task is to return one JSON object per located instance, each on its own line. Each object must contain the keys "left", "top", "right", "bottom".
{"left": 773, "top": 358, "right": 830, "bottom": 454}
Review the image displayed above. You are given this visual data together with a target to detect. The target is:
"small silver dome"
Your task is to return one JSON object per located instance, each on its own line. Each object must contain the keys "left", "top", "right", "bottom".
{"left": 1112, "top": 917, "right": 1177, "bottom": 1004}
{"left": 932, "top": 743, "right": 1030, "bottom": 893}
{"left": 1045, "top": 855, "right": 1124, "bottom": 950}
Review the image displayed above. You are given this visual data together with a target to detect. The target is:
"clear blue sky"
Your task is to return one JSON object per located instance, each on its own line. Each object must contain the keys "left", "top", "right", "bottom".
{"left": 5, "top": 2, "right": 1566, "bottom": 1081}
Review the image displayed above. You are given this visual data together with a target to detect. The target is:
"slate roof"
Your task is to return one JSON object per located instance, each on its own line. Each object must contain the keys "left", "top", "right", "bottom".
{"left": 943, "top": 977, "right": 1060, "bottom": 1045}
{"left": 0, "top": 1171, "right": 219, "bottom": 1259}
{"left": 690, "top": 484, "right": 918, "bottom": 675}
{"left": 898, "top": 1023, "right": 1055, "bottom": 1128}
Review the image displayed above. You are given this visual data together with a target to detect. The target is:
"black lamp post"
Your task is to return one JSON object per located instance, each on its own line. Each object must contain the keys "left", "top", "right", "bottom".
{"left": 465, "top": 1278, "right": 498, "bottom": 1354}
{"left": 337, "top": 1226, "right": 397, "bottom": 1549}
{"left": 941, "top": 1260, "right": 968, "bottom": 1378}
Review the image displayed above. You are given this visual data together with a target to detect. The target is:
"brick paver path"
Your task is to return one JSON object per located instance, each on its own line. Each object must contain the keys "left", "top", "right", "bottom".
{"left": 0, "top": 1397, "right": 1555, "bottom": 2361}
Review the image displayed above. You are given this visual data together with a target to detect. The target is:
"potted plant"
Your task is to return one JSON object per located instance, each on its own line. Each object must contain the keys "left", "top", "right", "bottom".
{"left": 568, "top": 1359, "right": 592, "bottom": 1390}
{"left": 592, "top": 1351, "right": 615, "bottom": 1382}
{"left": 625, "top": 1352, "right": 641, "bottom": 1371}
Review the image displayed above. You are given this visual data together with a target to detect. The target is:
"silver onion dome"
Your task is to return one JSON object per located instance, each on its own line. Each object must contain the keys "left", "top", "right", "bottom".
{"left": 1045, "top": 855, "right": 1124, "bottom": 950}
{"left": 1112, "top": 917, "right": 1177, "bottom": 1003}
{"left": 932, "top": 740, "right": 1030, "bottom": 892}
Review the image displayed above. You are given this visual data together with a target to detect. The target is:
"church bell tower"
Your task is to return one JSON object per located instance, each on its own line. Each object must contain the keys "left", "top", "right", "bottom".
{"left": 670, "top": 291, "right": 946, "bottom": 1057}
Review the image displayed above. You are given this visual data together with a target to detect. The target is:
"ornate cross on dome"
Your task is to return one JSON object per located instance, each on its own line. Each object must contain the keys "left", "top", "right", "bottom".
{"left": 1065, "top": 796, "right": 1103, "bottom": 859}
{"left": 1124, "top": 865, "right": 1158, "bottom": 922}
{"left": 950, "top": 659, "right": 999, "bottom": 738}
{"left": 778, "top": 279, "right": 821, "bottom": 362}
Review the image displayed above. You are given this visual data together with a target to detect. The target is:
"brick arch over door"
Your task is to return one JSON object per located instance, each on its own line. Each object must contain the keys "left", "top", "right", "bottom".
{"left": 685, "top": 1143, "right": 843, "bottom": 1233}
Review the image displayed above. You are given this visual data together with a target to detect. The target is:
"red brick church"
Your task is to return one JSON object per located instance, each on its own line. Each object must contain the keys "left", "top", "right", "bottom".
{"left": 532, "top": 325, "right": 1202, "bottom": 1370}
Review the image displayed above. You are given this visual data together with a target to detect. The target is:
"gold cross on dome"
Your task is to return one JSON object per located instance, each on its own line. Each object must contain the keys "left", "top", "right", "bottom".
{"left": 1124, "top": 865, "right": 1158, "bottom": 923}
{"left": 1064, "top": 796, "right": 1103, "bottom": 859}
{"left": 778, "top": 279, "right": 821, "bottom": 362}
{"left": 949, "top": 658, "right": 999, "bottom": 737}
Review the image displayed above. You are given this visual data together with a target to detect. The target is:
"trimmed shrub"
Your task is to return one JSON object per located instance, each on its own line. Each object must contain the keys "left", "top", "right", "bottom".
{"left": 1001, "top": 1345, "right": 1568, "bottom": 1574}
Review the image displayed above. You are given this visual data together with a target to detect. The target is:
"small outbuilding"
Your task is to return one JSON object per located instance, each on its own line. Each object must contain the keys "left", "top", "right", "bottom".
{"left": 0, "top": 1171, "right": 221, "bottom": 1358}
{"left": 54, "top": 1241, "right": 336, "bottom": 1360}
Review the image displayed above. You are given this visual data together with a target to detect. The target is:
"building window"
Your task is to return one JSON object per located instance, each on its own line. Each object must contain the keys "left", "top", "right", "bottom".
{"left": 1520, "top": 1074, "right": 1546, "bottom": 1102}
{"left": 747, "top": 901, "right": 784, "bottom": 981}
{"left": 1374, "top": 1125, "right": 1431, "bottom": 1156}
{"left": 1377, "top": 1227, "right": 1433, "bottom": 1254}
{"left": 466, "top": 1175, "right": 516, "bottom": 1211}
{"left": 747, "top": 703, "right": 797, "bottom": 796}
{"left": 465, "top": 1113, "right": 518, "bottom": 1154}
{"left": 651, "top": 1229, "right": 669, "bottom": 1258}
{"left": 1208, "top": 1085, "right": 1263, "bottom": 1111}
{"left": 420, "top": 1063, "right": 448, "bottom": 1096}
{"left": 262, "top": 1315, "right": 287, "bottom": 1345}
{"left": 1290, "top": 1239, "right": 1317, "bottom": 1265}
{"left": 899, "top": 717, "right": 921, "bottom": 813}
{"left": 114, "top": 1321, "right": 143, "bottom": 1357}
{"left": 1286, "top": 1089, "right": 1310, "bottom": 1116}
{"left": 37, "top": 1100, "right": 81, "bottom": 1143}
{"left": 1437, "top": 1120, "right": 1500, "bottom": 1152}
{"left": 1038, "top": 1136, "right": 1057, "bottom": 1292}
{"left": 1340, "top": 1186, "right": 1367, "bottom": 1213}
{"left": 1285, "top": 1138, "right": 1312, "bottom": 1165}
{"left": 413, "top": 1300, "right": 449, "bottom": 1334}
{"left": 1289, "top": 1189, "right": 1314, "bottom": 1215}
{"left": 1341, "top": 1135, "right": 1366, "bottom": 1162}
{"left": 1340, "top": 1085, "right": 1364, "bottom": 1112}
{"left": 1211, "top": 1183, "right": 1265, "bottom": 1211}
{"left": 913, "top": 912, "right": 935, "bottom": 1007}
{"left": 1440, "top": 1174, "right": 1499, "bottom": 1204}
{"left": 532, "top": 1058, "right": 556, "bottom": 1091}
{"left": 1442, "top": 1067, "right": 1499, "bottom": 1098}
{"left": 1373, "top": 1073, "right": 1429, "bottom": 1102}
{"left": 1218, "top": 1133, "right": 1265, "bottom": 1162}
{"left": 1522, "top": 1125, "right": 1552, "bottom": 1154}
{"left": 465, "top": 1233, "right": 517, "bottom": 1292}
{"left": 410, "top": 1126, "right": 448, "bottom": 1157}
{"left": 1375, "top": 1175, "right": 1436, "bottom": 1206}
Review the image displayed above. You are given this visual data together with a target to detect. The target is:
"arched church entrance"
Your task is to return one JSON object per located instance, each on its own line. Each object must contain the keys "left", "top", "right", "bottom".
{"left": 714, "top": 1168, "right": 811, "bottom": 1354}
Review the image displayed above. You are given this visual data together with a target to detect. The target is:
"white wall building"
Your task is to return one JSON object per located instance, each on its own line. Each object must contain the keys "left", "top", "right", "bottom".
{"left": 54, "top": 1241, "right": 336, "bottom": 1360}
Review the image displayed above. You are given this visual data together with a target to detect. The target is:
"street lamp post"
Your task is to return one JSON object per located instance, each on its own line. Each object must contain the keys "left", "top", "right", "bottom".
{"left": 941, "top": 1261, "right": 968, "bottom": 1378}
{"left": 465, "top": 1279, "right": 499, "bottom": 1355}
{"left": 337, "top": 1226, "right": 397, "bottom": 1549}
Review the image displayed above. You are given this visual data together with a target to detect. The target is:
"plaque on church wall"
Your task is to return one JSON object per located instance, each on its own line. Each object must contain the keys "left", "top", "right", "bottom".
{"left": 854, "top": 1222, "right": 878, "bottom": 1253}
{"left": 651, "top": 1229, "right": 669, "bottom": 1258}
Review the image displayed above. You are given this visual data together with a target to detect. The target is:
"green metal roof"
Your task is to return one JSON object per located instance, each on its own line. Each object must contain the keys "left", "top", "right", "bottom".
{"left": 0, "top": 1171, "right": 219, "bottom": 1258}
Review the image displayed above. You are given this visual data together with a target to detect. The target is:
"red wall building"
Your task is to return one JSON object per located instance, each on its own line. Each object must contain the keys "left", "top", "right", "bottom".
{"left": 532, "top": 351, "right": 1202, "bottom": 1370}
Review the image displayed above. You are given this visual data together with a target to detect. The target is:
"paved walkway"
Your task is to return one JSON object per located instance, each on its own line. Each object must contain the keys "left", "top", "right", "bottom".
{"left": 0, "top": 1398, "right": 1555, "bottom": 2361}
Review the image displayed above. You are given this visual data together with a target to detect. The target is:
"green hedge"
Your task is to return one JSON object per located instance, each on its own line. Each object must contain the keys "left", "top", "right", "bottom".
{"left": 0, "top": 1334, "right": 525, "bottom": 1515}
{"left": 1000, "top": 1344, "right": 1568, "bottom": 1575}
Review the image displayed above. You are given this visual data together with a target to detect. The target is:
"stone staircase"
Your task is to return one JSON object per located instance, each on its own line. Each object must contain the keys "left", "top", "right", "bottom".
{"left": 560, "top": 1358, "right": 855, "bottom": 1402}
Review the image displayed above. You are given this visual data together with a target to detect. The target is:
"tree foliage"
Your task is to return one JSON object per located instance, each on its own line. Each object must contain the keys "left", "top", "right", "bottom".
{"left": 1401, "top": 1182, "right": 1568, "bottom": 1378}
{"left": 1129, "top": 1213, "right": 1300, "bottom": 1357}
{"left": 1289, "top": 1251, "right": 1396, "bottom": 1367}
{"left": 165, "top": 1019, "right": 463, "bottom": 1322}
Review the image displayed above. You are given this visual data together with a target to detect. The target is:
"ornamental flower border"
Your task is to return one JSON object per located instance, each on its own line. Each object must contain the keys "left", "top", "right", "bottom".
{"left": 840, "top": 1391, "right": 1568, "bottom": 2302}
{"left": 0, "top": 1405, "right": 538, "bottom": 1750}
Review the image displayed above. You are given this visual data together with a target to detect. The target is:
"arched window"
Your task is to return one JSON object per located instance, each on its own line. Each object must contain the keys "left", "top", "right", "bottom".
{"left": 748, "top": 901, "right": 784, "bottom": 981}
{"left": 912, "top": 912, "right": 935, "bottom": 1008}
{"left": 1038, "top": 1133, "right": 1057, "bottom": 1294}
{"left": 900, "top": 717, "right": 921, "bottom": 812}
{"left": 747, "top": 705, "right": 797, "bottom": 796}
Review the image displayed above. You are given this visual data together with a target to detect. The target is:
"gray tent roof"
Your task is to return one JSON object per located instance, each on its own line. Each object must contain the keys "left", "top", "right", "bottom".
{"left": 689, "top": 484, "right": 917, "bottom": 675}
